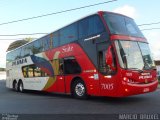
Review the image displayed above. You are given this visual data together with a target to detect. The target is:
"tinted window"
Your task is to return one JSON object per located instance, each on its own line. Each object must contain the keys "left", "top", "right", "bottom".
{"left": 22, "top": 66, "right": 28, "bottom": 77}
{"left": 21, "top": 46, "right": 26, "bottom": 57}
{"left": 103, "top": 13, "right": 144, "bottom": 37}
{"left": 28, "top": 65, "right": 34, "bottom": 77}
{"left": 52, "top": 31, "right": 59, "bottom": 47}
{"left": 64, "top": 57, "right": 81, "bottom": 74}
{"left": 79, "top": 15, "right": 105, "bottom": 39}
{"left": 23, "top": 43, "right": 33, "bottom": 57}
{"left": 60, "top": 23, "right": 78, "bottom": 45}
{"left": 7, "top": 52, "right": 14, "bottom": 62}
{"left": 51, "top": 59, "right": 64, "bottom": 75}
{"left": 13, "top": 48, "right": 21, "bottom": 60}
{"left": 34, "top": 66, "right": 43, "bottom": 77}
{"left": 42, "top": 36, "right": 50, "bottom": 51}
{"left": 7, "top": 48, "right": 22, "bottom": 61}
{"left": 22, "top": 64, "right": 49, "bottom": 78}
{"left": 33, "top": 40, "right": 43, "bottom": 54}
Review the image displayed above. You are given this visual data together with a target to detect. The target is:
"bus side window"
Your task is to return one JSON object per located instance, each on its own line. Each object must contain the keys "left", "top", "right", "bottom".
{"left": 63, "top": 57, "right": 81, "bottom": 74}
{"left": 52, "top": 31, "right": 59, "bottom": 48}
{"left": 51, "top": 59, "right": 63, "bottom": 75}
{"left": 22, "top": 65, "right": 50, "bottom": 78}
{"left": 98, "top": 49, "right": 116, "bottom": 74}
{"left": 79, "top": 15, "right": 105, "bottom": 39}
{"left": 22, "top": 66, "right": 29, "bottom": 77}
{"left": 98, "top": 51, "right": 108, "bottom": 74}
{"left": 28, "top": 65, "right": 34, "bottom": 77}
{"left": 34, "top": 67, "right": 41, "bottom": 77}
{"left": 33, "top": 40, "right": 43, "bottom": 54}
{"left": 59, "top": 59, "right": 64, "bottom": 75}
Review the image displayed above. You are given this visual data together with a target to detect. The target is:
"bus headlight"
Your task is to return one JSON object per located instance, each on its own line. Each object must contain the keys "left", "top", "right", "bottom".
{"left": 123, "top": 77, "right": 135, "bottom": 83}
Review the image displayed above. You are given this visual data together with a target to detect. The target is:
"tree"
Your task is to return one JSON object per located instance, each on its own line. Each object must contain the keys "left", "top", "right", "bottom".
{"left": 6, "top": 37, "right": 34, "bottom": 51}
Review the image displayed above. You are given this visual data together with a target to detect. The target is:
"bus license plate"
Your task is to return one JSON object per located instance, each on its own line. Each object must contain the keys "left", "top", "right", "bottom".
{"left": 143, "top": 88, "right": 149, "bottom": 92}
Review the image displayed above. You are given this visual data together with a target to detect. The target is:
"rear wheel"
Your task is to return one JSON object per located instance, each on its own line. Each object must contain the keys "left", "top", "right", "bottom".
{"left": 72, "top": 79, "right": 87, "bottom": 99}
{"left": 13, "top": 81, "right": 18, "bottom": 91}
{"left": 18, "top": 81, "right": 24, "bottom": 93}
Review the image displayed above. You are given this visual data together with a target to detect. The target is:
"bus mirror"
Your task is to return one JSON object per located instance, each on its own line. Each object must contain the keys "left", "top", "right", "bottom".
{"left": 106, "top": 46, "right": 116, "bottom": 71}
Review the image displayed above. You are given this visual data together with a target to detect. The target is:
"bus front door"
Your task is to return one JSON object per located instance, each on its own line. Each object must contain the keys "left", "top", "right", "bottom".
{"left": 97, "top": 42, "right": 118, "bottom": 96}
{"left": 56, "top": 59, "right": 65, "bottom": 93}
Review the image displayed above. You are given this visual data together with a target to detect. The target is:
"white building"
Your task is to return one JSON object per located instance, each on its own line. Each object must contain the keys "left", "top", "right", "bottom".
{"left": 155, "top": 61, "right": 160, "bottom": 80}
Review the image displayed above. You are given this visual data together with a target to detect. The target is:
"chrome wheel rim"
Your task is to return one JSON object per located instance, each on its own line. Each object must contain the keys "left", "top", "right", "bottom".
{"left": 19, "top": 83, "right": 23, "bottom": 92}
{"left": 75, "top": 83, "right": 85, "bottom": 96}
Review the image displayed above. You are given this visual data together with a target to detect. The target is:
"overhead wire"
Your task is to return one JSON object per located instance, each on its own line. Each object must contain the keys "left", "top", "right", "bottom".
{"left": 0, "top": 0, "right": 159, "bottom": 39}
{"left": 0, "top": 0, "right": 117, "bottom": 26}
{"left": 138, "top": 21, "right": 160, "bottom": 26}
{"left": 0, "top": 0, "right": 118, "bottom": 40}
{"left": 141, "top": 28, "right": 160, "bottom": 31}
{"left": 0, "top": 33, "right": 47, "bottom": 36}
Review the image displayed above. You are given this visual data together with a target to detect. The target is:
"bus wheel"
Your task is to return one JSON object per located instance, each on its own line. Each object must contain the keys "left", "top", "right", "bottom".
{"left": 72, "top": 79, "right": 87, "bottom": 99}
{"left": 13, "top": 81, "right": 18, "bottom": 91}
{"left": 18, "top": 81, "right": 24, "bottom": 93}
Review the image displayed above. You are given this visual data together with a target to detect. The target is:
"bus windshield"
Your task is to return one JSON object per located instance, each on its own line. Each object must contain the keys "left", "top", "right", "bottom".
{"left": 103, "top": 13, "right": 144, "bottom": 37}
{"left": 115, "top": 40, "right": 155, "bottom": 70}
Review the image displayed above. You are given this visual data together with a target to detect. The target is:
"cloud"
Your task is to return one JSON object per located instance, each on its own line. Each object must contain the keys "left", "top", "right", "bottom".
{"left": 113, "top": 5, "right": 160, "bottom": 60}
{"left": 113, "top": 5, "right": 137, "bottom": 19}
{"left": 0, "top": 40, "right": 13, "bottom": 68}
{"left": 144, "top": 31, "right": 160, "bottom": 60}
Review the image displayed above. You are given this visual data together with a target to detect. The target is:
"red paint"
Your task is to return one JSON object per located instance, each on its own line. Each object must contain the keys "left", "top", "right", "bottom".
{"left": 110, "top": 34, "right": 147, "bottom": 42}
{"left": 42, "top": 43, "right": 158, "bottom": 97}
{"left": 35, "top": 11, "right": 158, "bottom": 97}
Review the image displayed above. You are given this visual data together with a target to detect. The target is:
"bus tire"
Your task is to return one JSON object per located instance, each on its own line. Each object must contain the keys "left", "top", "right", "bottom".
{"left": 72, "top": 79, "right": 87, "bottom": 99}
{"left": 13, "top": 80, "right": 18, "bottom": 92}
{"left": 18, "top": 81, "right": 24, "bottom": 93}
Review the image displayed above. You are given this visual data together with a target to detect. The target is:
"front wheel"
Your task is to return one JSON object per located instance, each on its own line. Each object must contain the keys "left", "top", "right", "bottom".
{"left": 72, "top": 79, "right": 87, "bottom": 99}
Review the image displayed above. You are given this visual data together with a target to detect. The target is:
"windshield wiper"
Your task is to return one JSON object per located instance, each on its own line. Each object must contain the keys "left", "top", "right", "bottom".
{"left": 143, "top": 65, "right": 156, "bottom": 70}
{"left": 127, "top": 68, "right": 143, "bottom": 73}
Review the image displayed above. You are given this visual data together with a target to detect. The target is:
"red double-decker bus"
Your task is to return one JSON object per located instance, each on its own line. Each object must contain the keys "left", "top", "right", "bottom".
{"left": 6, "top": 11, "right": 158, "bottom": 98}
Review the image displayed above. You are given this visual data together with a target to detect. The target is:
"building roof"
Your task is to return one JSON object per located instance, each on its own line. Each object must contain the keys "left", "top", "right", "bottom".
{"left": 155, "top": 60, "right": 160, "bottom": 65}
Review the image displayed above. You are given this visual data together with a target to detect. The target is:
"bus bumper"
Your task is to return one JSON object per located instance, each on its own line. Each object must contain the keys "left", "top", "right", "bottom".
{"left": 118, "top": 80, "right": 159, "bottom": 97}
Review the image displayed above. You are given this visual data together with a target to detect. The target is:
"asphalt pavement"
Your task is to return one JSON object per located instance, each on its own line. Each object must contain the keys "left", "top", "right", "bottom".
{"left": 0, "top": 80, "right": 160, "bottom": 120}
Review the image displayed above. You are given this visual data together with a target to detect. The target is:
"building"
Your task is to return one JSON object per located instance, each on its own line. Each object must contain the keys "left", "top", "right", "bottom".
{"left": 155, "top": 60, "right": 160, "bottom": 81}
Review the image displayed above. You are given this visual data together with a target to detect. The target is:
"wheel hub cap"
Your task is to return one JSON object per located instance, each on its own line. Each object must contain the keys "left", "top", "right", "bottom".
{"left": 75, "top": 83, "right": 85, "bottom": 96}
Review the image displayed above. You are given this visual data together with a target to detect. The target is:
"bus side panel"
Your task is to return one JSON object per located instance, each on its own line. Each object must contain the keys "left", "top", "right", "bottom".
{"left": 74, "top": 54, "right": 101, "bottom": 96}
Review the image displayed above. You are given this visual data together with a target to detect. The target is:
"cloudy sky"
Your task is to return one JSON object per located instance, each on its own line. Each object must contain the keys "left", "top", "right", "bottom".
{"left": 0, "top": 0, "right": 160, "bottom": 68}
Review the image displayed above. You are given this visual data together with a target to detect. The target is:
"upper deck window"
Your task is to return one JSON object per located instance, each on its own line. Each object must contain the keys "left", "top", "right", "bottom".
{"left": 103, "top": 13, "right": 144, "bottom": 37}
{"left": 60, "top": 23, "right": 78, "bottom": 45}
{"left": 79, "top": 15, "right": 105, "bottom": 39}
